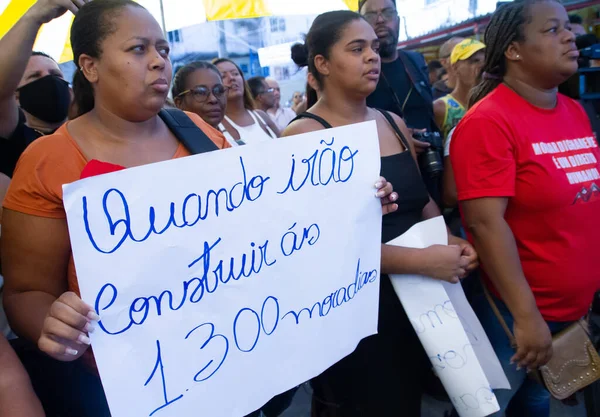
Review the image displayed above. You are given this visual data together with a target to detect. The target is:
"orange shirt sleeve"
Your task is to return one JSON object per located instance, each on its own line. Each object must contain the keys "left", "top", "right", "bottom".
{"left": 4, "top": 114, "right": 228, "bottom": 219}
{"left": 3, "top": 129, "right": 85, "bottom": 219}
{"left": 184, "top": 111, "right": 231, "bottom": 149}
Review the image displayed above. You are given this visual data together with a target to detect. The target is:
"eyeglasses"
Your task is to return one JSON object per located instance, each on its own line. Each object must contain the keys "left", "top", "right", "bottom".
{"left": 363, "top": 8, "right": 397, "bottom": 24}
{"left": 176, "top": 85, "right": 228, "bottom": 102}
{"left": 258, "top": 88, "right": 275, "bottom": 95}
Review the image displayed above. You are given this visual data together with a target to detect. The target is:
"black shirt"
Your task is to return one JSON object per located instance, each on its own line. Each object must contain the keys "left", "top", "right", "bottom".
{"left": 367, "top": 56, "right": 435, "bottom": 131}
{"left": 0, "top": 109, "right": 43, "bottom": 177}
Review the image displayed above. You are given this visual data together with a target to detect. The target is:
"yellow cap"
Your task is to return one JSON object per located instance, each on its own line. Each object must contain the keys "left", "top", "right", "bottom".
{"left": 450, "top": 39, "right": 486, "bottom": 65}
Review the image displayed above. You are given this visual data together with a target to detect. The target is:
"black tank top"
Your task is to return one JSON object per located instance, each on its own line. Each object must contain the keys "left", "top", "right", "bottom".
{"left": 293, "top": 111, "right": 432, "bottom": 416}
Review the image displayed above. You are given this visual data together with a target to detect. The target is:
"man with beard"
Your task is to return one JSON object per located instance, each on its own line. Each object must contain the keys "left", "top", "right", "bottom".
{"left": 0, "top": 0, "right": 75, "bottom": 178}
{"left": 360, "top": 0, "right": 437, "bottom": 135}
{"left": 360, "top": 0, "right": 443, "bottom": 203}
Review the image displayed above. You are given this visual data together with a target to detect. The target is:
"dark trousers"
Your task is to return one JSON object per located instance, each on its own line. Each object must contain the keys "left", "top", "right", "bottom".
{"left": 10, "top": 338, "right": 110, "bottom": 417}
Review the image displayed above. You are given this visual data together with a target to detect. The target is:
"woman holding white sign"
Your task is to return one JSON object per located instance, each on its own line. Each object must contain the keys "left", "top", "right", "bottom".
{"left": 0, "top": 0, "right": 232, "bottom": 414}
{"left": 0, "top": 3, "right": 399, "bottom": 416}
{"left": 285, "top": 10, "right": 479, "bottom": 417}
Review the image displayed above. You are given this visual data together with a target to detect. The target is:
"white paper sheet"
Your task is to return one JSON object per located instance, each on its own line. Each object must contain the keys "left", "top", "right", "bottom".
{"left": 63, "top": 121, "right": 382, "bottom": 417}
{"left": 388, "top": 217, "right": 509, "bottom": 417}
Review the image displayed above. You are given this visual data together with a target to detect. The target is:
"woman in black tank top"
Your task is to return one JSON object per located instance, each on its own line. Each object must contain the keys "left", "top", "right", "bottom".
{"left": 284, "top": 11, "right": 479, "bottom": 417}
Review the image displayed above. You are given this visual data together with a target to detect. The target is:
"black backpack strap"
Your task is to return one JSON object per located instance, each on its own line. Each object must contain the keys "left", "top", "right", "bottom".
{"left": 376, "top": 109, "right": 411, "bottom": 151}
{"left": 290, "top": 112, "right": 333, "bottom": 129}
{"left": 397, "top": 51, "right": 438, "bottom": 132}
{"left": 159, "top": 108, "right": 219, "bottom": 155}
{"left": 397, "top": 51, "right": 432, "bottom": 103}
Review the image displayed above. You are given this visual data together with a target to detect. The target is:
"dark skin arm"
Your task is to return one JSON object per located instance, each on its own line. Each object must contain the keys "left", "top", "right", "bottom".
{"left": 461, "top": 197, "right": 552, "bottom": 369}
{"left": 433, "top": 99, "right": 446, "bottom": 133}
{"left": 442, "top": 156, "right": 458, "bottom": 208}
{"left": 0, "top": 334, "right": 45, "bottom": 417}
{"left": 2, "top": 210, "right": 95, "bottom": 362}
{"left": 380, "top": 113, "right": 477, "bottom": 280}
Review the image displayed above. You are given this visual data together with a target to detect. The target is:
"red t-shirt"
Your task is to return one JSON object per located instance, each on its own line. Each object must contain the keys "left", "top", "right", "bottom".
{"left": 451, "top": 84, "right": 600, "bottom": 322}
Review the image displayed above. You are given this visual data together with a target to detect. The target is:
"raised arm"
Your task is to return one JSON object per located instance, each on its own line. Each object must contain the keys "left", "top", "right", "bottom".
{"left": 0, "top": 0, "right": 82, "bottom": 138}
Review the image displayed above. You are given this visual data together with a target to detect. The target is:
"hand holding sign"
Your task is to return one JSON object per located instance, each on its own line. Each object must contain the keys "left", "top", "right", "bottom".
{"left": 376, "top": 176, "right": 399, "bottom": 215}
{"left": 38, "top": 292, "right": 98, "bottom": 361}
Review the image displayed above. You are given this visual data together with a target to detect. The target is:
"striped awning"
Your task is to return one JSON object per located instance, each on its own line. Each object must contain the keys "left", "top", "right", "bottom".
{"left": 0, "top": 0, "right": 358, "bottom": 63}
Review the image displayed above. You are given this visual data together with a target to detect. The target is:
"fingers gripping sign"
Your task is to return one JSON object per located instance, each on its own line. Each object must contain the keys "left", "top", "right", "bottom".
{"left": 38, "top": 291, "right": 100, "bottom": 361}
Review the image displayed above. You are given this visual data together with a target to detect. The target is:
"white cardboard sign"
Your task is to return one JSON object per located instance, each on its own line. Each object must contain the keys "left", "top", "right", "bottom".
{"left": 389, "top": 217, "right": 509, "bottom": 417}
{"left": 63, "top": 121, "right": 382, "bottom": 417}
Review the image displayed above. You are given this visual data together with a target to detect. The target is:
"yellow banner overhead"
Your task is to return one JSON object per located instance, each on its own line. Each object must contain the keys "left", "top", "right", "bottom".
{"left": 0, "top": 0, "right": 356, "bottom": 62}
{"left": 0, "top": 0, "right": 35, "bottom": 38}
{"left": 344, "top": 0, "right": 359, "bottom": 11}
{"left": 204, "top": 0, "right": 271, "bottom": 21}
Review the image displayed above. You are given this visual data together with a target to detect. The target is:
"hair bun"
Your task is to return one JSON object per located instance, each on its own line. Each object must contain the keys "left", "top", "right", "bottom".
{"left": 291, "top": 43, "right": 309, "bottom": 67}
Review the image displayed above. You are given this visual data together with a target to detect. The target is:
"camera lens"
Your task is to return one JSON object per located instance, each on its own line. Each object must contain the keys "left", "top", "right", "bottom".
{"left": 423, "top": 148, "right": 444, "bottom": 177}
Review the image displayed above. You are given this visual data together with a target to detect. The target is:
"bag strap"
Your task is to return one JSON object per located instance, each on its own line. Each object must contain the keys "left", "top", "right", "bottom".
{"left": 251, "top": 110, "right": 275, "bottom": 138}
{"left": 291, "top": 112, "right": 333, "bottom": 129}
{"left": 375, "top": 109, "right": 411, "bottom": 151}
{"left": 293, "top": 110, "right": 412, "bottom": 153}
{"left": 396, "top": 51, "right": 439, "bottom": 132}
{"left": 159, "top": 108, "right": 219, "bottom": 155}
{"left": 483, "top": 284, "right": 518, "bottom": 348}
{"left": 397, "top": 51, "right": 429, "bottom": 102}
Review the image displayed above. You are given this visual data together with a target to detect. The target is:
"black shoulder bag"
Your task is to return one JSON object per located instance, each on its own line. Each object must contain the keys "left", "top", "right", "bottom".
{"left": 158, "top": 108, "right": 219, "bottom": 155}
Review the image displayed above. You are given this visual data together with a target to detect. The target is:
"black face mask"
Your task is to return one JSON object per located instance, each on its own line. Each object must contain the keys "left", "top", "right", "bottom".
{"left": 18, "top": 75, "right": 71, "bottom": 124}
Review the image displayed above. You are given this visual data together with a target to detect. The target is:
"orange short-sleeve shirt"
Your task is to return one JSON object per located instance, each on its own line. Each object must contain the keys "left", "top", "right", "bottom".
{"left": 4, "top": 111, "right": 230, "bottom": 294}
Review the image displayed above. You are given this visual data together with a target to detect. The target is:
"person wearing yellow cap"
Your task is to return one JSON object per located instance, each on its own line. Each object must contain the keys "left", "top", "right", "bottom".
{"left": 433, "top": 38, "right": 485, "bottom": 140}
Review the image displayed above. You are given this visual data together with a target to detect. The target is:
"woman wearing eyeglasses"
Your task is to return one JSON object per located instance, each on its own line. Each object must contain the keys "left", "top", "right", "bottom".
{"left": 172, "top": 62, "right": 240, "bottom": 145}
{"left": 213, "top": 58, "right": 280, "bottom": 144}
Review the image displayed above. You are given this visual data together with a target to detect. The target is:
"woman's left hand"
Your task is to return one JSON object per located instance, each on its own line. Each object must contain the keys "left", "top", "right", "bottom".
{"left": 448, "top": 235, "right": 479, "bottom": 276}
{"left": 376, "top": 177, "right": 398, "bottom": 215}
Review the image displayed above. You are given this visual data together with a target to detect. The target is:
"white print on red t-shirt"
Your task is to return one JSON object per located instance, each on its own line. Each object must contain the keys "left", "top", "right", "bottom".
{"left": 532, "top": 136, "right": 600, "bottom": 186}
{"left": 573, "top": 183, "right": 600, "bottom": 204}
{"left": 532, "top": 137, "right": 597, "bottom": 154}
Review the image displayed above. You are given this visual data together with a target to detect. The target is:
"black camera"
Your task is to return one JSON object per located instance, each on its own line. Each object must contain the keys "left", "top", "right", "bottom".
{"left": 580, "top": 42, "right": 600, "bottom": 61}
{"left": 414, "top": 131, "right": 444, "bottom": 177}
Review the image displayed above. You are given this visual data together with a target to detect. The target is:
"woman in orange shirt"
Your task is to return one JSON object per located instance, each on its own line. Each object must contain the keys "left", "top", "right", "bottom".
{"left": 2, "top": 0, "right": 229, "bottom": 363}
{"left": 1, "top": 1, "right": 230, "bottom": 414}
{"left": 1, "top": 2, "right": 396, "bottom": 415}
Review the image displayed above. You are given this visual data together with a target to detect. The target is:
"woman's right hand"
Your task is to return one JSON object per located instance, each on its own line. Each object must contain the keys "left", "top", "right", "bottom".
{"left": 38, "top": 292, "right": 99, "bottom": 362}
{"left": 512, "top": 313, "right": 553, "bottom": 370}
{"left": 421, "top": 244, "right": 467, "bottom": 283}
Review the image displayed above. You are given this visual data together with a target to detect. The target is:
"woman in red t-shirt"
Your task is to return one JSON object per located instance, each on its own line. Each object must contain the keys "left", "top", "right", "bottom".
{"left": 451, "top": 1, "right": 600, "bottom": 416}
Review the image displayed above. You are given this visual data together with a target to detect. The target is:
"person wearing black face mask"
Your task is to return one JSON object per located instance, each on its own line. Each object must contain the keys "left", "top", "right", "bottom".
{"left": 0, "top": 0, "right": 81, "bottom": 178}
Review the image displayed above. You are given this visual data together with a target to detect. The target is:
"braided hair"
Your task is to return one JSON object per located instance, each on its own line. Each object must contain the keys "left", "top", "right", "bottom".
{"left": 469, "top": 0, "right": 553, "bottom": 107}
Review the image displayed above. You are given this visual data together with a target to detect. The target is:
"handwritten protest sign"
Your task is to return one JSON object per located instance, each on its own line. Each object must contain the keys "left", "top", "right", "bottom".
{"left": 62, "top": 121, "right": 382, "bottom": 417}
{"left": 389, "top": 217, "right": 509, "bottom": 417}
